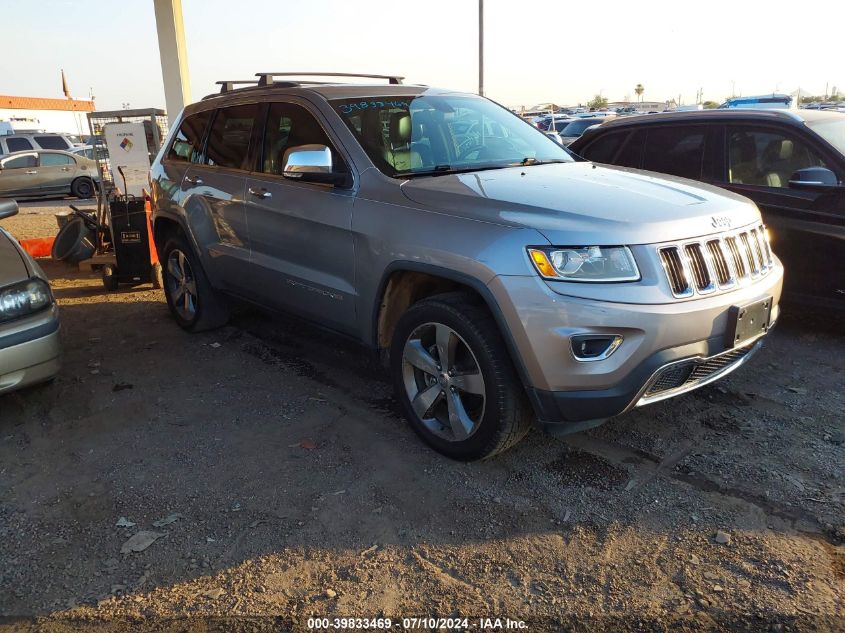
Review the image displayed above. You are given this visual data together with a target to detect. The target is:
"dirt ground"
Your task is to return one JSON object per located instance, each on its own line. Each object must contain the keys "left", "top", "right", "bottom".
{"left": 1, "top": 201, "right": 843, "bottom": 633}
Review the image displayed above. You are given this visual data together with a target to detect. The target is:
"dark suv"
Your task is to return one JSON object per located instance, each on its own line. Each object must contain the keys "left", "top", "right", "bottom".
{"left": 570, "top": 109, "right": 845, "bottom": 309}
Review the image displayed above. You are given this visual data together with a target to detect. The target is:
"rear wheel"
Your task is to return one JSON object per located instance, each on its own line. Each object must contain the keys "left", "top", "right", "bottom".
{"left": 70, "top": 177, "right": 94, "bottom": 199}
{"left": 161, "top": 235, "right": 229, "bottom": 331}
{"left": 390, "top": 292, "right": 532, "bottom": 460}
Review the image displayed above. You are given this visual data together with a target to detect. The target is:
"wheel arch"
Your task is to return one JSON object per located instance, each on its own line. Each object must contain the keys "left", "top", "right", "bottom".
{"left": 372, "top": 262, "right": 533, "bottom": 391}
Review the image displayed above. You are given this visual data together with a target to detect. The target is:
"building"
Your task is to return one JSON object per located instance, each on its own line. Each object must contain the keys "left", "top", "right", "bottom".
{"left": 0, "top": 95, "right": 95, "bottom": 137}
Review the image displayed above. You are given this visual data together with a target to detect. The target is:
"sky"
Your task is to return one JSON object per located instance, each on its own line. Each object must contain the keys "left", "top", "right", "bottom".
{"left": 1, "top": 0, "right": 842, "bottom": 113}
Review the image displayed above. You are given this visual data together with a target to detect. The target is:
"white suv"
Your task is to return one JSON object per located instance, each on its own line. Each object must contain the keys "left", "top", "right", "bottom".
{"left": 0, "top": 134, "right": 74, "bottom": 155}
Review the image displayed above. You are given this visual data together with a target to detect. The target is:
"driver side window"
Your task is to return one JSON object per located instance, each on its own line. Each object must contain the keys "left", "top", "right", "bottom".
{"left": 262, "top": 102, "right": 346, "bottom": 177}
{"left": 727, "top": 127, "right": 828, "bottom": 188}
{"left": 1, "top": 154, "right": 37, "bottom": 169}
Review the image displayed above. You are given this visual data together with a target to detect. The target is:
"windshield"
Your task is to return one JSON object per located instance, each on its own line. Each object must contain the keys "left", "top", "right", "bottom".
{"left": 807, "top": 118, "right": 845, "bottom": 156}
{"left": 331, "top": 94, "right": 572, "bottom": 177}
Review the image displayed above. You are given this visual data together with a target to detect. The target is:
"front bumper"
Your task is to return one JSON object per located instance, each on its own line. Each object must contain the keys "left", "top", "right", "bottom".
{"left": 487, "top": 263, "right": 783, "bottom": 429}
{"left": 0, "top": 304, "right": 61, "bottom": 394}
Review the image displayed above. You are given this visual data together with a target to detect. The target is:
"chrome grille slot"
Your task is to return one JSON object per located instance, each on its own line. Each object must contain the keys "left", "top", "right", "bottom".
{"left": 725, "top": 236, "right": 747, "bottom": 279}
{"left": 659, "top": 247, "right": 692, "bottom": 297}
{"left": 749, "top": 228, "right": 767, "bottom": 272}
{"left": 760, "top": 225, "right": 773, "bottom": 265}
{"left": 739, "top": 231, "right": 760, "bottom": 276}
{"left": 683, "top": 243, "right": 713, "bottom": 292}
{"left": 706, "top": 240, "right": 733, "bottom": 286}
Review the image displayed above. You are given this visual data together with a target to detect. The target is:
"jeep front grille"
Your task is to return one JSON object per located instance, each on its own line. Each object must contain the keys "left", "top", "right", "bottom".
{"left": 639, "top": 341, "right": 758, "bottom": 404}
{"left": 658, "top": 224, "right": 774, "bottom": 298}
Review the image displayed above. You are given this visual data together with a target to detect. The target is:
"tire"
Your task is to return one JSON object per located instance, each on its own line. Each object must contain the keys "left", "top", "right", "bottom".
{"left": 161, "top": 234, "right": 229, "bottom": 332}
{"left": 151, "top": 262, "right": 164, "bottom": 289}
{"left": 102, "top": 264, "right": 119, "bottom": 291}
{"left": 70, "top": 177, "right": 95, "bottom": 199}
{"left": 390, "top": 292, "right": 532, "bottom": 460}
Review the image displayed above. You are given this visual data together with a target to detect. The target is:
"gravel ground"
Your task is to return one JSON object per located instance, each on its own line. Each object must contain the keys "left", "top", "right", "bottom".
{"left": 1, "top": 201, "right": 843, "bottom": 632}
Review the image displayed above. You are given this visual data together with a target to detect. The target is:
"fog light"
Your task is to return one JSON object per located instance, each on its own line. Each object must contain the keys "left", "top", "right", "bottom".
{"left": 571, "top": 334, "right": 623, "bottom": 361}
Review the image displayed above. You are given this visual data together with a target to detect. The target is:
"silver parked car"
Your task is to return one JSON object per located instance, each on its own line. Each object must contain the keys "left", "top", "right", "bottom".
{"left": 0, "top": 199, "right": 61, "bottom": 394}
{"left": 150, "top": 73, "right": 783, "bottom": 460}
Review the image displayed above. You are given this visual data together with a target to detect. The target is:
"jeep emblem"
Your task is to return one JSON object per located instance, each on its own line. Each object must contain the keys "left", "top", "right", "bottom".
{"left": 711, "top": 215, "right": 732, "bottom": 229}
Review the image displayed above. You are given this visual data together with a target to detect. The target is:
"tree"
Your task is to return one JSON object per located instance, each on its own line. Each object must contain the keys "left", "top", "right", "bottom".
{"left": 587, "top": 94, "right": 608, "bottom": 109}
{"left": 702, "top": 100, "right": 719, "bottom": 109}
{"left": 634, "top": 83, "right": 644, "bottom": 102}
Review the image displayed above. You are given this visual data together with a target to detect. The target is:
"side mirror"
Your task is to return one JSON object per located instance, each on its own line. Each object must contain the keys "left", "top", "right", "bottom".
{"left": 788, "top": 167, "right": 839, "bottom": 190}
{"left": 282, "top": 144, "right": 348, "bottom": 186}
{"left": 0, "top": 198, "right": 19, "bottom": 220}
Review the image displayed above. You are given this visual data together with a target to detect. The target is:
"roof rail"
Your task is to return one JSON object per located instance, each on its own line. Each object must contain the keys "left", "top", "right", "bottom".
{"left": 255, "top": 72, "right": 404, "bottom": 86}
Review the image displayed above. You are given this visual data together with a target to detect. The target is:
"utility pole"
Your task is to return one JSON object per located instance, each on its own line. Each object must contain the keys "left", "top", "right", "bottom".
{"left": 478, "top": 0, "right": 484, "bottom": 96}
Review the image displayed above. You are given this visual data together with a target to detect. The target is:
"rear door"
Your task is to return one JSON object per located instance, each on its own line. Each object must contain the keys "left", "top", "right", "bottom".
{"left": 242, "top": 99, "right": 357, "bottom": 333}
{"left": 182, "top": 103, "right": 260, "bottom": 291}
{"left": 721, "top": 125, "right": 845, "bottom": 305}
{"left": 0, "top": 153, "right": 40, "bottom": 196}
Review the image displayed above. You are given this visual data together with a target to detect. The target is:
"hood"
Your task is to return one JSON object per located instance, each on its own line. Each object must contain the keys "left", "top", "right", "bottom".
{"left": 399, "top": 162, "right": 761, "bottom": 245}
{"left": 0, "top": 228, "right": 30, "bottom": 287}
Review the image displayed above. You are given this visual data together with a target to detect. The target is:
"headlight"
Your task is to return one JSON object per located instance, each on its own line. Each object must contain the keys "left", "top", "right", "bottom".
{"left": 0, "top": 278, "right": 53, "bottom": 323}
{"left": 528, "top": 246, "right": 640, "bottom": 282}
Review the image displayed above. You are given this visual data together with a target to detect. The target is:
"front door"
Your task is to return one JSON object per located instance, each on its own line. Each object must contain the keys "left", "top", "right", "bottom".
{"left": 243, "top": 100, "right": 357, "bottom": 334}
{"left": 0, "top": 153, "right": 40, "bottom": 196}
{"left": 723, "top": 126, "right": 845, "bottom": 306}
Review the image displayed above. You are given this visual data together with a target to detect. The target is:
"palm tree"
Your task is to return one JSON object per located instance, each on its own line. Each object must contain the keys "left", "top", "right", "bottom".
{"left": 634, "top": 84, "right": 644, "bottom": 103}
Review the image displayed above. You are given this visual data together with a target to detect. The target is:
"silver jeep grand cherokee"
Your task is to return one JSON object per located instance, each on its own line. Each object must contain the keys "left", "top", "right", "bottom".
{"left": 150, "top": 73, "right": 783, "bottom": 460}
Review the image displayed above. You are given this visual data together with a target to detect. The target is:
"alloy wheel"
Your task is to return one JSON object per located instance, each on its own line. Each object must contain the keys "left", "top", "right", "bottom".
{"left": 401, "top": 322, "right": 486, "bottom": 442}
{"left": 166, "top": 249, "right": 198, "bottom": 321}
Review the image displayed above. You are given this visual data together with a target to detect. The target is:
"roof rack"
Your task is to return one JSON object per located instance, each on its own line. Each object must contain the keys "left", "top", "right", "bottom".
{"left": 216, "top": 80, "right": 259, "bottom": 93}
{"left": 255, "top": 72, "right": 404, "bottom": 86}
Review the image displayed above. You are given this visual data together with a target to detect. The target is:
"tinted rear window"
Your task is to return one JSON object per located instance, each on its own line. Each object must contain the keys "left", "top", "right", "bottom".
{"left": 205, "top": 104, "right": 260, "bottom": 170}
{"left": 615, "top": 130, "right": 645, "bottom": 168}
{"left": 642, "top": 126, "right": 706, "bottom": 179}
{"left": 167, "top": 110, "right": 212, "bottom": 163}
{"left": 35, "top": 135, "right": 70, "bottom": 150}
{"left": 581, "top": 132, "right": 626, "bottom": 163}
{"left": 5, "top": 137, "right": 33, "bottom": 152}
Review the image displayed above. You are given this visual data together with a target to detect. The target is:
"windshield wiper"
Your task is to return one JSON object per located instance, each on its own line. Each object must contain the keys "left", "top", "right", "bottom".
{"left": 401, "top": 164, "right": 510, "bottom": 178}
{"left": 518, "top": 158, "right": 568, "bottom": 166}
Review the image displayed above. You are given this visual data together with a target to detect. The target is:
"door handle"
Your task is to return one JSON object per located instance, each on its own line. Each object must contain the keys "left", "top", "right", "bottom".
{"left": 61, "top": 167, "right": 70, "bottom": 171}
{"left": 26, "top": 170, "right": 37, "bottom": 175}
{"left": 248, "top": 187, "right": 272, "bottom": 199}
{"left": 184, "top": 175, "right": 203, "bottom": 185}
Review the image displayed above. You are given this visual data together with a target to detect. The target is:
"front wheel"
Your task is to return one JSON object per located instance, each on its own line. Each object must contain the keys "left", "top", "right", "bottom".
{"left": 390, "top": 292, "right": 532, "bottom": 460}
{"left": 161, "top": 235, "right": 229, "bottom": 331}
